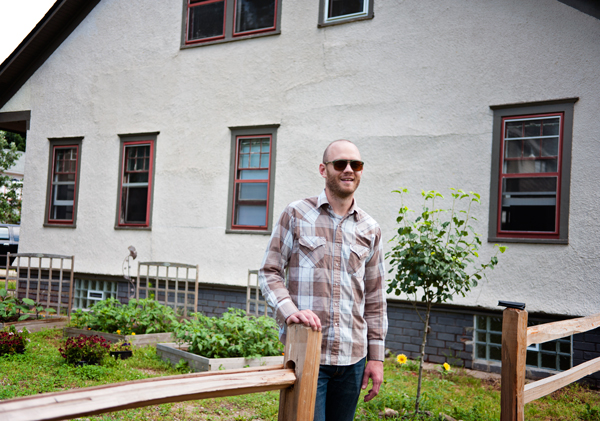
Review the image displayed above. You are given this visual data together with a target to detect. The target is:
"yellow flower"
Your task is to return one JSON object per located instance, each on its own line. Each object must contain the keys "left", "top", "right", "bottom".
{"left": 131, "top": 332, "right": 136, "bottom": 335}
{"left": 396, "top": 354, "right": 407, "bottom": 365}
{"left": 116, "top": 330, "right": 121, "bottom": 334}
{"left": 87, "top": 327, "right": 91, "bottom": 330}
{"left": 443, "top": 362, "right": 450, "bottom": 371}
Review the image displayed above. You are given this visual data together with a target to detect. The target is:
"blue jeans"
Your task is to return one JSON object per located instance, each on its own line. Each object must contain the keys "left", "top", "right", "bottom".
{"left": 313, "top": 357, "right": 366, "bottom": 421}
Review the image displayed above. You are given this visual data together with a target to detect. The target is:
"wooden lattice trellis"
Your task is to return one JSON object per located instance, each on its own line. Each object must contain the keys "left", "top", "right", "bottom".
{"left": 136, "top": 262, "right": 199, "bottom": 316}
{"left": 4, "top": 253, "right": 75, "bottom": 316}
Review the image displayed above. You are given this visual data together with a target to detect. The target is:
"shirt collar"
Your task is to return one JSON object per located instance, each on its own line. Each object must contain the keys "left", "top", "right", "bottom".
{"left": 318, "top": 189, "right": 360, "bottom": 221}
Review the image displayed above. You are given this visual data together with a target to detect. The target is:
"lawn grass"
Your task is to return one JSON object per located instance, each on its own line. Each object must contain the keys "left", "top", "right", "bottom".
{"left": 1, "top": 329, "right": 600, "bottom": 420}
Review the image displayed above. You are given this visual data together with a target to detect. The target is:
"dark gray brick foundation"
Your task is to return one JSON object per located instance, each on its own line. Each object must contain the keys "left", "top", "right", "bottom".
{"left": 85, "top": 274, "right": 600, "bottom": 388}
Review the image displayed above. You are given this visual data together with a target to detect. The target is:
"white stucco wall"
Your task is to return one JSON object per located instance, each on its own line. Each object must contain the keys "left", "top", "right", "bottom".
{"left": 2, "top": 0, "right": 599, "bottom": 316}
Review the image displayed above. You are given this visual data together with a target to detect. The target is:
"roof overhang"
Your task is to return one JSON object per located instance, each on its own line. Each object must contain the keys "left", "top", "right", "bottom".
{"left": 0, "top": 0, "right": 101, "bottom": 110}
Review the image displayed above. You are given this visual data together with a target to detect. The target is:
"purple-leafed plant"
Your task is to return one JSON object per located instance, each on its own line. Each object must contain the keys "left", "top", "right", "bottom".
{"left": 59, "top": 334, "right": 110, "bottom": 365}
{"left": 0, "top": 325, "right": 30, "bottom": 356}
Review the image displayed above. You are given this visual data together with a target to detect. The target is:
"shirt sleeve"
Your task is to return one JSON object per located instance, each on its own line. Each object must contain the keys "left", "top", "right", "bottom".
{"left": 363, "top": 226, "right": 388, "bottom": 361}
{"left": 258, "top": 206, "right": 299, "bottom": 326}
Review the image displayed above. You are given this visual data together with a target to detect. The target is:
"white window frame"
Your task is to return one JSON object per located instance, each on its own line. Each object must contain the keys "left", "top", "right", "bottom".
{"left": 319, "top": 0, "right": 373, "bottom": 27}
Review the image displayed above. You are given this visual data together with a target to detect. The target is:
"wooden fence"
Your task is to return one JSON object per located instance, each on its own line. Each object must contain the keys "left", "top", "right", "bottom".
{"left": 0, "top": 324, "right": 322, "bottom": 421}
{"left": 501, "top": 308, "right": 600, "bottom": 421}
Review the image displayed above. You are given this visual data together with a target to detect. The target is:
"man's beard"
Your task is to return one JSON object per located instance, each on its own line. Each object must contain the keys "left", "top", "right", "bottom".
{"left": 325, "top": 173, "right": 360, "bottom": 199}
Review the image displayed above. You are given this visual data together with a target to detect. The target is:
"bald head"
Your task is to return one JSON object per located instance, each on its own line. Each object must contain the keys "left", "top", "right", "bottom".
{"left": 322, "top": 139, "right": 357, "bottom": 163}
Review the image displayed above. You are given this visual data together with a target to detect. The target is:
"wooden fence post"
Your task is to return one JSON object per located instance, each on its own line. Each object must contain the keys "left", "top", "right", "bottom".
{"left": 501, "top": 307, "right": 528, "bottom": 421}
{"left": 278, "top": 324, "right": 323, "bottom": 421}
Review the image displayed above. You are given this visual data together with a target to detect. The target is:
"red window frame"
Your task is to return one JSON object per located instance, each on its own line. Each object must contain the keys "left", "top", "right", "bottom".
{"left": 231, "top": 134, "right": 272, "bottom": 231}
{"left": 117, "top": 140, "right": 154, "bottom": 228}
{"left": 497, "top": 112, "right": 563, "bottom": 239}
{"left": 232, "top": 0, "right": 278, "bottom": 37}
{"left": 185, "top": 0, "right": 279, "bottom": 45}
{"left": 185, "top": 0, "right": 227, "bottom": 44}
{"left": 47, "top": 145, "right": 79, "bottom": 225}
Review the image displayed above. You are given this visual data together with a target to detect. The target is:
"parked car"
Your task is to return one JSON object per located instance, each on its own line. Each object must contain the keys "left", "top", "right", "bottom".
{"left": 0, "top": 224, "right": 19, "bottom": 268}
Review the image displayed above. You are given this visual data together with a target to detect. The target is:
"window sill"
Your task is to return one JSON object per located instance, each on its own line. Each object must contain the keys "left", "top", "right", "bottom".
{"left": 226, "top": 229, "right": 271, "bottom": 236}
{"left": 318, "top": 15, "right": 373, "bottom": 28}
{"left": 488, "top": 236, "right": 568, "bottom": 245}
{"left": 182, "top": 30, "right": 280, "bottom": 49}
{"left": 114, "top": 225, "right": 151, "bottom": 231}
{"left": 44, "top": 223, "right": 76, "bottom": 228}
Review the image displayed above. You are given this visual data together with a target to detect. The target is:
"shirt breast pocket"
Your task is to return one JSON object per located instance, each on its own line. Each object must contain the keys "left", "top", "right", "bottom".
{"left": 298, "top": 236, "right": 327, "bottom": 268}
{"left": 349, "top": 244, "right": 370, "bottom": 277}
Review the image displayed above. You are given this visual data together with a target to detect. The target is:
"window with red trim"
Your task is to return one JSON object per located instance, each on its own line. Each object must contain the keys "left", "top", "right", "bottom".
{"left": 184, "top": 0, "right": 280, "bottom": 46}
{"left": 232, "top": 135, "right": 271, "bottom": 229}
{"left": 488, "top": 99, "right": 576, "bottom": 244}
{"left": 45, "top": 138, "right": 82, "bottom": 227}
{"left": 117, "top": 140, "right": 154, "bottom": 228}
{"left": 499, "top": 114, "right": 562, "bottom": 236}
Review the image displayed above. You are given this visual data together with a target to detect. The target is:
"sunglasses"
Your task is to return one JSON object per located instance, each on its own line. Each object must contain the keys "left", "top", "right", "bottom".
{"left": 324, "top": 159, "right": 364, "bottom": 172}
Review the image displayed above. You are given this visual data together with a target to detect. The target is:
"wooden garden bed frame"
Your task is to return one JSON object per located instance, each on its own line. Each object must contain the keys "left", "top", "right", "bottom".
{"left": 0, "top": 324, "right": 321, "bottom": 421}
{"left": 501, "top": 308, "right": 600, "bottom": 420}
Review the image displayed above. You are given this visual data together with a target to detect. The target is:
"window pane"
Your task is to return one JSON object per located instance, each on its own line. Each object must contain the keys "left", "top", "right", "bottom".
{"left": 260, "top": 153, "right": 269, "bottom": 167}
{"left": 261, "top": 139, "right": 270, "bottom": 152}
{"left": 489, "top": 317, "right": 502, "bottom": 332}
{"left": 489, "top": 345, "right": 501, "bottom": 361}
{"left": 188, "top": 1, "right": 225, "bottom": 41}
{"left": 489, "top": 333, "right": 502, "bottom": 344}
{"left": 238, "top": 183, "right": 268, "bottom": 200}
{"left": 541, "top": 353, "right": 556, "bottom": 369}
{"left": 127, "top": 172, "right": 149, "bottom": 184}
{"left": 526, "top": 350, "right": 538, "bottom": 367}
{"left": 241, "top": 140, "right": 251, "bottom": 153}
{"left": 0, "top": 227, "right": 9, "bottom": 240}
{"left": 505, "top": 140, "right": 521, "bottom": 158}
{"left": 476, "top": 344, "right": 486, "bottom": 359}
{"left": 13, "top": 227, "right": 19, "bottom": 241}
{"left": 56, "top": 173, "right": 76, "bottom": 182}
{"left": 328, "top": 0, "right": 365, "bottom": 18}
{"left": 240, "top": 154, "right": 249, "bottom": 168}
{"left": 541, "top": 138, "right": 559, "bottom": 157}
{"left": 236, "top": 204, "right": 267, "bottom": 226}
{"left": 239, "top": 169, "right": 268, "bottom": 180}
{"left": 523, "top": 139, "right": 541, "bottom": 158}
{"left": 235, "top": 0, "right": 276, "bottom": 33}
{"left": 559, "top": 355, "right": 571, "bottom": 371}
{"left": 250, "top": 153, "right": 260, "bottom": 167}
{"left": 121, "top": 186, "right": 148, "bottom": 224}
{"left": 506, "top": 121, "right": 523, "bottom": 138}
{"left": 251, "top": 141, "right": 261, "bottom": 152}
{"left": 501, "top": 177, "right": 557, "bottom": 232}
{"left": 476, "top": 315, "right": 486, "bottom": 329}
{"left": 524, "top": 121, "right": 541, "bottom": 137}
{"left": 542, "top": 118, "right": 560, "bottom": 136}
{"left": 476, "top": 331, "right": 486, "bottom": 342}
{"left": 56, "top": 185, "right": 74, "bottom": 201}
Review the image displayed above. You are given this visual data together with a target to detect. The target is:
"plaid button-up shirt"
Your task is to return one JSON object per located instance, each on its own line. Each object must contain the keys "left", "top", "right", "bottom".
{"left": 259, "top": 190, "right": 388, "bottom": 365}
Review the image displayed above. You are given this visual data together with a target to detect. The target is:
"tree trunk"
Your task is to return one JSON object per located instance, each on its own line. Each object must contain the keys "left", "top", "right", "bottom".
{"left": 413, "top": 303, "right": 431, "bottom": 418}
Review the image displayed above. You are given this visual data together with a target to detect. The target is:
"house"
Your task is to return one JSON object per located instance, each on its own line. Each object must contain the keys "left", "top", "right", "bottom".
{"left": 0, "top": 0, "right": 599, "bottom": 381}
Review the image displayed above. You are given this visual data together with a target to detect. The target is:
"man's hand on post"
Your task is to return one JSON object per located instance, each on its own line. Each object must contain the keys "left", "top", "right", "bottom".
{"left": 286, "top": 309, "right": 322, "bottom": 332}
{"left": 361, "top": 360, "right": 383, "bottom": 402}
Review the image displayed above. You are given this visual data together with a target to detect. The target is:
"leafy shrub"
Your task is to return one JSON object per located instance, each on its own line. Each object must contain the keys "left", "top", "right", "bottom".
{"left": 109, "top": 340, "right": 132, "bottom": 352}
{"left": 70, "top": 298, "right": 177, "bottom": 334}
{"left": 173, "top": 308, "right": 283, "bottom": 359}
{"left": 0, "top": 325, "right": 30, "bottom": 356}
{"left": 59, "top": 334, "right": 110, "bottom": 365}
{"left": 0, "top": 288, "right": 56, "bottom": 322}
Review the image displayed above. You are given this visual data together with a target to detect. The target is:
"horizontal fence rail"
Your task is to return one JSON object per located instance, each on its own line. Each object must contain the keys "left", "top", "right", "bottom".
{"left": 501, "top": 308, "right": 600, "bottom": 421}
{"left": 0, "top": 324, "right": 322, "bottom": 421}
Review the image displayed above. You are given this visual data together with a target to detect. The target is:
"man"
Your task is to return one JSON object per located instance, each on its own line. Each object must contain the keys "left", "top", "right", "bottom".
{"left": 259, "top": 139, "right": 388, "bottom": 421}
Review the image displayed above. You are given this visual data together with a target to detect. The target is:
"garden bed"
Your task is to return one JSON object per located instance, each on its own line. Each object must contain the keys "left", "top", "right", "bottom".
{"left": 156, "top": 342, "right": 284, "bottom": 372}
{"left": 64, "top": 327, "right": 174, "bottom": 348}
{"left": 1, "top": 316, "right": 69, "bottom": 332}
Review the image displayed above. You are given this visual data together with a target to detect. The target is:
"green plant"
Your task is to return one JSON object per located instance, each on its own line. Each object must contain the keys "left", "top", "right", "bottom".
{"left": 0, "top": 287, "right": 55, "bottom": 322}
{"left": 581, "top": 403, "right": 600, "bottom": 421}
{"left": 386, "top": 188, "right": 506, "bottom": 418}
{"left": 0, "top": 325, "right": 30, "bottom": 356}
{"left": 174, "top": 358, "right": 191, "bottom": 373}
{"left": 70, "top": 298, "right": 177, "bottom": 334}
{"left": 0, "top": 131, "right": 22, "bottom": 224}
{"left": 173, "top": 308, "right": 283, "bottom": 359}
{"left": 59, "top": 334, "right": 110, "bottom": 365}
{"left": 110, "top": 340, "right": 132, "bottom": 352}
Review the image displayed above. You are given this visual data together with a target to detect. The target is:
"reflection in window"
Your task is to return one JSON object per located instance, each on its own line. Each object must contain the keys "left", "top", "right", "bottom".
{"left": 324, "top": 0, "right": 369, "bottom": 22}
{"left": 234, "top": 0, "right": 276, "bottom": 34}
{"left": 474, "top": 315, "right": 571, "bottom": 371}
{"left": 49, "top": 147, "right": 78, "bottom": 223}
{"left": 499, "top": 115, "right": 562, "bottom": 235}
{"left": 232, "top": 136, "right": 271, "bottom": 229}
{"left": 187, "top": 0, "right": 226, "bottom": 42}
{"left": 118, "top": 141, "right": 154, "bottom": 227}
